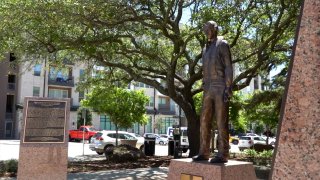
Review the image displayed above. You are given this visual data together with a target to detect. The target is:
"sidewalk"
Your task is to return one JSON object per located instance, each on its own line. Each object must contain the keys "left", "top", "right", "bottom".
{"left": 68, "top": 167, "right": 168, "bottom": 180}
{"left": 0, "top": 167, "right": 168, "bottom": 180}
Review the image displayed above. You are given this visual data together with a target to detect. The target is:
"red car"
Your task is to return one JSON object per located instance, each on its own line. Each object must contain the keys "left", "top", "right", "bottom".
{"left": 69, "top": 126, "right": 97, "bottom": 142}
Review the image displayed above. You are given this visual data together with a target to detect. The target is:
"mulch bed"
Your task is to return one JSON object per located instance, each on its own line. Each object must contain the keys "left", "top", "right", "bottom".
{"left": 68, "top": 156, "right": 172, "bottom": 173}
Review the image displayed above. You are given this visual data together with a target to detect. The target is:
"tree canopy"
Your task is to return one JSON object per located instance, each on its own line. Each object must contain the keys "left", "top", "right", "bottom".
{"left": 0, "top": 0, "right": 301, "bottom": 156}
{"left": 81, "top": 86, "right": 149, "bottom": 131}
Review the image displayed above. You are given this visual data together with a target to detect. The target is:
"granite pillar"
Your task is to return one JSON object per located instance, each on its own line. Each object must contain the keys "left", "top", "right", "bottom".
{"left": 271, "top": 0, "right": 320, "bottom": 179}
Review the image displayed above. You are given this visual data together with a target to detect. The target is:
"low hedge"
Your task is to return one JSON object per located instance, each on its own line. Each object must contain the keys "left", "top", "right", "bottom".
{"left": 0, "top": 159, "right": 18, "bottom": 177}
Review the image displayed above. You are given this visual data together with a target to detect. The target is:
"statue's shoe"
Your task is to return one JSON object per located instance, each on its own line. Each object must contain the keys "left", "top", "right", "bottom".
{"left": 209, "top": 156, "right": 228, "bottom": 163}
{"left": 192, "top": 155, "right": 209, "bottom": 161}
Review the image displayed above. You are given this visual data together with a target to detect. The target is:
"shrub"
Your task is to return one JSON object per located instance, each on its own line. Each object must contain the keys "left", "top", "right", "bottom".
{"left": 244, "top": 149, "right": 258, "bottom": 158}
{"left": 258, "top": 150, "right": 273, "bottom": 159}
{"left": 0, "top": 161, "right": 5, "bottom": 176}
{"left": 256, "top": 150, "right": 274, "bottom": 166}
{"left": 253, "top": 144, "right": 274, "bottom": 152}
{"left": 105, "top": 144, "right": 145, "bottom": 163}
{"left": 5, "top": 159, "right": 18, "bottom": 174}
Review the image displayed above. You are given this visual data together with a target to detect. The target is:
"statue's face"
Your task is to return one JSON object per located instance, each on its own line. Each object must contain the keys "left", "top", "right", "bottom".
{"left": 203, "top": 23, "right": 217, "bottom": 40}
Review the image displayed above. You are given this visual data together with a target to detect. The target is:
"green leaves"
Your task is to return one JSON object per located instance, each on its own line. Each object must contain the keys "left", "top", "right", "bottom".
{"left": 0, "top": 0, "right": 300, "bottom": 99}
{"left": 81, "top": 86, "right": 149, "bottom": 129}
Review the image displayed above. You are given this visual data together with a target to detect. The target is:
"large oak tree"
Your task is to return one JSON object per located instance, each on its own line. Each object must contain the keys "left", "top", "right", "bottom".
{"left": 0, "top": 0, "right": 300, "bottom": 156}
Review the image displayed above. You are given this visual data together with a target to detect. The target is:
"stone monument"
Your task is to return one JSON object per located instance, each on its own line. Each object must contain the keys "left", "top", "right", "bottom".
{"left": 271, "top": 0, "right": 320, "bottom": 179}
{"left": 17, "top": 97, "right": 70, "bottom": 180}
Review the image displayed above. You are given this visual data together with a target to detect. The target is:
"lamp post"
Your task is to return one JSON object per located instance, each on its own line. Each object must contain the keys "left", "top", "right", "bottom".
{"left": 82, "top": 109, "right": 86, "bottom": 156}
{"left": 153, "top": 86, "right": 156, "bottom": 133}
{"left": 179, "top": 105, "right": 182, "bottom": 153}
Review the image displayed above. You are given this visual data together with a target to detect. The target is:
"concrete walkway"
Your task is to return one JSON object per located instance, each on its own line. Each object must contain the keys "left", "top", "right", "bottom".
{"left": 0, "top": 167, "right": 168, "bottom": 180}
{"left": 68, "top": 167, "right": 168, "bottom": 180}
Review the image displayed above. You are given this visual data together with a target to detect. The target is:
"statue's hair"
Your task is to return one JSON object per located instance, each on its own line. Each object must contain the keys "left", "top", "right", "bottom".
{"left": 205, "top": 21, "right": 218, "bottom": 31}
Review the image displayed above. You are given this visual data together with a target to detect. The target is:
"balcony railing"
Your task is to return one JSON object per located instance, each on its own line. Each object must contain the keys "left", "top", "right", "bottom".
{"left": 48, "top": 76, "right": 74, "bottom": 87}
{"left": 7, "top": 83, "right": 15, "bottom": 90}
{"left": 158, "top": 104, "right": 176, "bottom": 115}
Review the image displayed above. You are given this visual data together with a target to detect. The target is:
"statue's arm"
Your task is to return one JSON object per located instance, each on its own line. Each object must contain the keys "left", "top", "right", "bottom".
{"left": 221, "top": 42, "right": 233, "bottom": 89}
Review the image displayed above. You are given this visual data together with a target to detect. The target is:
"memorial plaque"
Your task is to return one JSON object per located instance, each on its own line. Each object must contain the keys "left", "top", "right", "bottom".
{"left": 23, "top": 100, "right": 67, "bottom": 143}
{"left": 181, "top": 173, "right": 203, "bottom": 180}
{"left": 17, "top": 97, "right": 70, "bottom": 180}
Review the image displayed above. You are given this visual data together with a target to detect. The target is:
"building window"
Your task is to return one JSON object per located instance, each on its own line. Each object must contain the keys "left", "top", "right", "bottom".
{"left": 134, "top": 82, "right": 152, "bottom": 88}
{"left": 158, "top": 117, "right": 178, "bottom": 134}
{"left": 147, "top": 97, "right": 154, "bottom": 107}
{"left": 144, "top": 116, "right": 152, "bottom": 133}
{"left": 7, "top": 75, "right": 15, "bottom": 90}
{"left": 8, "top": 74, "right": 15, "bottom": 83}
{"left": 79, "top": 91, "right": 84, "bottom": 102}
{"left": 9, "top": 53, "right": 16, "bottom": 62}
{"left": 100, "top": 115, "right": 125, "bottom": 131}
{"left": 48, "top": 89, "right": 68, "bottom": 98}
{"left": 79, "top": 69, "right": 85, "bottom": 81}
{"left": 49, "top": 66, "right": 72, "bottom": 82}
{"left": 33, "top": 64, "right": 41, "bottom": 76}
{"left": 33, "top": 86, "right": 40, "bottom": 97}
{"left": 158, "top": 97, "right": 166, "bottom": 105}
{"left": 133, "top": 123, "right": 140, "bottom": 134}
{"left": 6, "top": 95, "right": 14, "bottom": 113}
{"left": 5, "top": 122, "right": 13, "bottom": 138}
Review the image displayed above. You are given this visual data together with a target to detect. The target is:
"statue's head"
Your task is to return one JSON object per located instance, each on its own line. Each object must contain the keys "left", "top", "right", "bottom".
{"left": 203, "top": 21, "right": 218, "bottom": 39}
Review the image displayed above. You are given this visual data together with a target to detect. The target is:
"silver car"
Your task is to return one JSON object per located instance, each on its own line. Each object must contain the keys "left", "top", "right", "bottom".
{"left": 143, "top": 133, "right": 168, "bottom": 145}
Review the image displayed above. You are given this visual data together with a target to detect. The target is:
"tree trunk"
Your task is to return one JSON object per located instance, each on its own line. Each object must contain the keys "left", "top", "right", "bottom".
{"left": 266, "top": 125, "right": 270, "bottom": 145}
{"left": 184, "top": 109, "right": 200, "bottom": 157}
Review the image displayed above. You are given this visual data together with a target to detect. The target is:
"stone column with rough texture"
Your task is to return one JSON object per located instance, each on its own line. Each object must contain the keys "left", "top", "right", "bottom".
{"left": 271, "top": 0, "right": 320, "bottom": 179}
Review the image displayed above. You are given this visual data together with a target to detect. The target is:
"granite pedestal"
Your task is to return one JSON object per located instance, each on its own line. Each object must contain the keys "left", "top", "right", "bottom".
{"left": 17, "top": 98, "right": 70, "bottom": 180}
{"left": 168, "top": 158, "right": 256, "bottom": 180}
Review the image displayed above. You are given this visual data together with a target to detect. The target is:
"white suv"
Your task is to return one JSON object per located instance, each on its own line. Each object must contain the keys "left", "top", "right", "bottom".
{"left": 238, "top": 136, "right": 267, "bottom": 151}
{"left": 89, "top": 131, "right": 144, "bottom": 155}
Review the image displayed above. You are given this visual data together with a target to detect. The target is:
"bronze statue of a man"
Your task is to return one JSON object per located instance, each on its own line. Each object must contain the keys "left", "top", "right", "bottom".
{"left": 192, "top": 21, "right": 233, "bottom": 163}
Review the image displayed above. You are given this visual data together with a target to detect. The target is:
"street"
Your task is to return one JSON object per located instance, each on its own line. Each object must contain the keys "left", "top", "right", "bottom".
{"left": 0, "top": 140, "right": 240, "bottom": 161}
{"left": 0, "top": 140, "right": 196, "bottom": 161}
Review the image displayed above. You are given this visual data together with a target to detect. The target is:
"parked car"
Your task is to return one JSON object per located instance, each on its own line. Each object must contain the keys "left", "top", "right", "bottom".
{"left": 69, "top": 126, "right": 97, "bottom": 143}
{"left": 229, "top": 136, "right": 239, "bottom": 145}
{"left": 238, "top": 136, "right": 267, "bottom": 151}
{"left": 89, "top": 131, "right": 144, "bottom": 155}
{"left": 143, "top": 133, "right": 157, "bottom": 138}
{"left": 159, "top": 134, "right": 169, "bottom": 142}
{"left": 129, "top": 133, "right": 145, "bottom": 145}
{"left": 261, "top": 135, "right": 276, "bottom": 145}
{"left": 143, "top": 133, "right": 168, "bottom": 145}
{"left": 246, "top": 133, "right": 260, "bottom": 137}
{"left": 155, "top": 134, "right": 168, "bottom": 145}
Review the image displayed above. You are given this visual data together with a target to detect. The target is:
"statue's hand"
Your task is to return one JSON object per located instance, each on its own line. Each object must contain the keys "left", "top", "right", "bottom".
{"left": 223, "top": 87, "right": 232, "bottom": 102}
